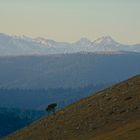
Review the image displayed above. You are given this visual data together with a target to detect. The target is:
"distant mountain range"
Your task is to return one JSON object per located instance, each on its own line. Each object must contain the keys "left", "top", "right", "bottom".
{"left": 0, "top": 33, "right": 140, "bottom": 56}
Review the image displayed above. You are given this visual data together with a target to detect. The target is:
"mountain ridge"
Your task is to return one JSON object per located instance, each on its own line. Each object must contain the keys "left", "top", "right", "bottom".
{"left": 0, "top": 33, "right": 140, "bottom": 56}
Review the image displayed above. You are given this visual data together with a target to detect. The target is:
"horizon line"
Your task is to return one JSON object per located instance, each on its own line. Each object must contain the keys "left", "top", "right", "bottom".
{"left": 0, "top": 32, "right": 139, "bottom": 46}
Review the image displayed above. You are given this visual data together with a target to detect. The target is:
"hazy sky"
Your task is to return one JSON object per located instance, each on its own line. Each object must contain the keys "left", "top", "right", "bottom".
{"left": 0, "top": 0, "right": 140, "bottom": 44}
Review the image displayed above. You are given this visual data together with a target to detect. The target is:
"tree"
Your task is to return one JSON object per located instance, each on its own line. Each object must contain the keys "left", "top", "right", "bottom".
{"left": 46, "top": 103, "right": 57, "bottom": 115}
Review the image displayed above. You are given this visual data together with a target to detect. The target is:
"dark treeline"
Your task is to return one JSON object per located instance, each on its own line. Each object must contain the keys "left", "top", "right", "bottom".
{"left": 0, "top": 84, "right": 108, "bottom": 110}
{"left": 0, "top": 107, "right": 45, "bottom": 138}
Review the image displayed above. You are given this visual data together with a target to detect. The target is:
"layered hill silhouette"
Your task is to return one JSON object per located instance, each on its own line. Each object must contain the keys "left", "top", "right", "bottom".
{"left": 4, "top": 75, "right": 140, "bottom": 140}
{"left": 0, "top": 53, "right": 140, "bottom": 89}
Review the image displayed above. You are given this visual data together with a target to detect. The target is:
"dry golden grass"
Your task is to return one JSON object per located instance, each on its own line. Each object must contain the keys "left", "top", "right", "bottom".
{"left": 3, "top": 75, "right": 140, "bottom": 140}
{"left": 90, "top": 119, "right": 140, "bottom": 140}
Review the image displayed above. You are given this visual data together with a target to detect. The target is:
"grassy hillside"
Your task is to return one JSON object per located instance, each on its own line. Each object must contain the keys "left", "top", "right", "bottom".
{"left": 3, "top": 75, "right": 140, "bottom": 140}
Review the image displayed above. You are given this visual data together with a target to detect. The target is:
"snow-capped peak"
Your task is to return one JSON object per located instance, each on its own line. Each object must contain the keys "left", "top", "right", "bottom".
{"left": 0, "top": 33, "right": 140, "bottom": 56}
{"left": 93, "top": 36, "right": 117, "bottom": 45}
{"left": 75, "top": 37, "right": 92, "bottom": 46}
{"left": 77, "top": 37, "right": 91, "bottom": 43}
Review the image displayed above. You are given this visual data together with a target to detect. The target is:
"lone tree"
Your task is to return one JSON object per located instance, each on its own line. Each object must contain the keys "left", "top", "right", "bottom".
{"left": 46, "top": 103, "right": 57, "bottom": 115}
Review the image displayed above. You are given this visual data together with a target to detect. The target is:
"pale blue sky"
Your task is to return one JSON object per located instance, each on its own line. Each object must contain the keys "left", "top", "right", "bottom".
{"left": 0, "top": 0, "right": 140, "bottom": 44}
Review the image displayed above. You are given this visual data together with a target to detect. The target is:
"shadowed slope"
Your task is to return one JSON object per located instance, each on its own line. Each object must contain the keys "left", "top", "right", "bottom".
{"left": 4, "top": 75, "right": 140, "bottom": 140}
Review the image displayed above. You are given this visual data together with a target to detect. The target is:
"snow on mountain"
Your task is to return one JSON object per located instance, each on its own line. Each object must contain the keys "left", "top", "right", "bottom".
{"left": 35, "top": 37, "right": 58, "bottom": 48}
{"left": 75, "top": 38, "right": 92, "bottom": 47}
{"left": 93, "top": 36, "right": 118, "bottom": 45}
{"left": 90, "top": 36, "right": 121, "bottom": 52}
{"left": 0, "top": 33, "right": 140, "bottom": 56}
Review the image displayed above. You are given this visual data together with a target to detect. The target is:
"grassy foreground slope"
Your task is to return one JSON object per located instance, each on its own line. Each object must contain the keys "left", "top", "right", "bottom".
{"left": 4, "top": 75, "right": 140, "bottom": 140}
